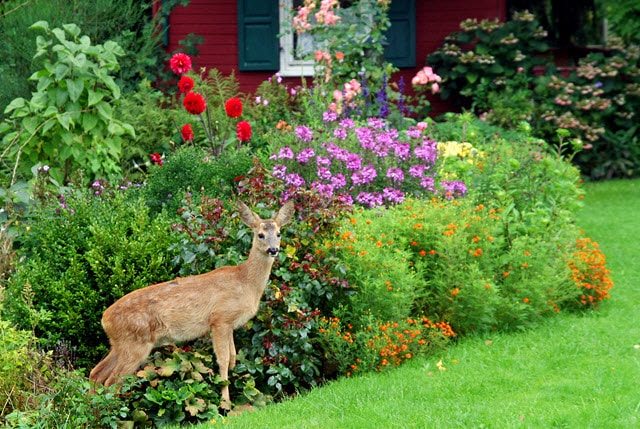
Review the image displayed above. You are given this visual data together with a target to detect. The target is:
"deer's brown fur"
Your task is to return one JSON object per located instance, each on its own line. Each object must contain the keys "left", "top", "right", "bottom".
{"left": 89, "top": 200, "right": 294, "bottom": 406}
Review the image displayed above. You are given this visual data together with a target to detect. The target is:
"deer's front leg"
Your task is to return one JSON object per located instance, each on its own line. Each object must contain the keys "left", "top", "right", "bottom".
{"left": 211, "top": 325, "right": 232, "bottom": 408}
{"left": 229, "top": 333, "right": 237, "bottom": 370}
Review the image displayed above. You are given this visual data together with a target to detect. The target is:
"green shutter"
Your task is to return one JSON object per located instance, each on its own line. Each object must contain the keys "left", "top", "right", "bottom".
{"left": 238, "top": 0, "right": 279, "bottom": 71}
{"left": 384, "top": 0, "right": 416, "bottom": 68}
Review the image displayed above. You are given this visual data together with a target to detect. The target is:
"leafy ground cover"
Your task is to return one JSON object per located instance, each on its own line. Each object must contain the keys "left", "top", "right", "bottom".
{"left": 187, "top": 179, "right": 640, "bottom": 428}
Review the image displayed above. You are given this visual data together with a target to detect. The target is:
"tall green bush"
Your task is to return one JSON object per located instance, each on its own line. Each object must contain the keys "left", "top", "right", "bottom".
{"left": 2, "top": 187, "right": 179, "bottom": 367}
{"left": 0, "top": 21, "right": 134, "bottom": 186}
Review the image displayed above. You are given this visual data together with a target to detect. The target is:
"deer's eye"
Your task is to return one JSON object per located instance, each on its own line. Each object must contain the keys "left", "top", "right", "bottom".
{"left": 258, "top": 233, "right": 265, "bottom": 239}
{"left": 277, "top": 233, "right": 281, "bottom": 238}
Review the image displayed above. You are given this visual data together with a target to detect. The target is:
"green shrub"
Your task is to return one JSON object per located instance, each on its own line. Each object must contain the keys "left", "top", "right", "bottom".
{"left": 535, "top": 42, "right": 640, "bottom": 179}
{"left": 0, "top": 316, "right": 41, "bottom": 420}
{"left": 142, "top": 145, "right": 254, "bottom": 216}
{"left": 2, "top": 187, "right": 179, "bottom": 367}
{"left": 0, "top": 0, "right": 183, "bottom": 121}
{"left": 119, "top": 343, "right": 225, "bottom": 426}
{"left": 4, "top": 369, "right": 128, "bottom": 429}
{"left": 426, "top": 11, "right": 548, "bottom": 107}
{"left": 0, "top": 21, "right": 134, "bottom": 186}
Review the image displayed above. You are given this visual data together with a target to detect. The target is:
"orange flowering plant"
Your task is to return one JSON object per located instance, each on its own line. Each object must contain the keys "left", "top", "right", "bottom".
{"left": 329, "top": 117, "right": 613, "bottom": 337}
{"left": 317, "top": 316, "right": 454, "bottom": 377}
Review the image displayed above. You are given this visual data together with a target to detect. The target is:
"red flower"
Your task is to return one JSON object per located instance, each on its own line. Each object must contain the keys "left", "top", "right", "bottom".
{"left": 183, "top": 92, "right": 207, "bottom": 115}
{"left": 181, "top": 124, "right": 194, "bottom": 142}
{"left": 225, "top": 97, "right": 243, "bottom": 118}
{"left": 150, "top": 152, "right": 163, "bottom": 166}
{"left": 236, "top": 121, "right": 252, "bottom": 142}
{"left": 177, "top": 75, "right": 194, "bottom": 93}
{"left": 169, "top": 53, "right": 192, "bottom": 75}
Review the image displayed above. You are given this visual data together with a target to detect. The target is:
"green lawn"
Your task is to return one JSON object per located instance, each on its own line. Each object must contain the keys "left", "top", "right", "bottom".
{"left": 210, "top": 179, "right": 640, "bottom": 429}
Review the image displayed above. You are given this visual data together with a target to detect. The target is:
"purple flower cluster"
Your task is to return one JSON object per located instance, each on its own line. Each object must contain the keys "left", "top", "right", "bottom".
{"left": 270, "top": 118, "right": 466, "bottom": 208}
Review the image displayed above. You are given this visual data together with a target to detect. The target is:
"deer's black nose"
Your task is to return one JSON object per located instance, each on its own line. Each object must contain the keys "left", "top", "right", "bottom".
{"left": 267, "top": 248, "right": 279, "bottom": 256}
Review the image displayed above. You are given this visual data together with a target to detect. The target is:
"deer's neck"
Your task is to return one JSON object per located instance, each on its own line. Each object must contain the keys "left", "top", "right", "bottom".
{"left": 241, "top": 250, "right": 277, "bottom": 294}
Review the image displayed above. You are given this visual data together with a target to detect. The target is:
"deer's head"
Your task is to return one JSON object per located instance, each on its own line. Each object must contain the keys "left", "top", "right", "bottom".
{"left": 238, "top": 200, "right": 294, "bottom": 257}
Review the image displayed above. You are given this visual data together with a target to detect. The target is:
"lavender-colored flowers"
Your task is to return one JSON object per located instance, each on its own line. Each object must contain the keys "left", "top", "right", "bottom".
{"left": 270, "top": 117, "right": 466, "bottom": 208}
{"left": 295, "top": 126, "right": 314, "bottom": 142}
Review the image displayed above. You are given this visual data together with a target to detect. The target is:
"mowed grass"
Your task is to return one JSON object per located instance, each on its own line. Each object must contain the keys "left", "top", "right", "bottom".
{"left": 203, "top": 180, "right": 640, "bottom": 429}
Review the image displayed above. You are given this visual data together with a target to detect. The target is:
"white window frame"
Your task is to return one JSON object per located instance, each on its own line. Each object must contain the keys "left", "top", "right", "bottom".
{"left": 278, "top": 0, "right": 315, "bottom": 77}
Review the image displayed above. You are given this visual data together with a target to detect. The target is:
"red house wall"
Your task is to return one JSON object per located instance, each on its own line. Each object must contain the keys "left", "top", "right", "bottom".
{"left": 164, "top": 0, "right": 505, "bottom": 115}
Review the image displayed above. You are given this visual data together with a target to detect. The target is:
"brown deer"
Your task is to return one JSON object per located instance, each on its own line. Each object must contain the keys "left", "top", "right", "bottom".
{"left": 89, "top": 200, "right": 294, "bottom": 407}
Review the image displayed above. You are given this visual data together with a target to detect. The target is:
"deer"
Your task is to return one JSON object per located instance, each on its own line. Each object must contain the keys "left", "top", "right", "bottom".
{"left": 89, "top": 199, "right": 294, "bottom": 408}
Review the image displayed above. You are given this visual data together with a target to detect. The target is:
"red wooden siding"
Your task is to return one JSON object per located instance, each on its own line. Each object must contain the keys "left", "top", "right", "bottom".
{"left": 164, "top": 0, "right": 506, "bottom": 115}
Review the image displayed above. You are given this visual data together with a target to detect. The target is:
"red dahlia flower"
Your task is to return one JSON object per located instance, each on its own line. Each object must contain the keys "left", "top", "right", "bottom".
{"left": 183, "top": 92, "right": 207, "bottom": 115}
{"left": 224, "top": 97, "right": 243, "bottom": 118}
{"left": 150, "top": 152, "right": 163, "bottom": 166}
{"left": 181, "top": 124, "right": 194, "bottom": 142}
{"left": 177, "top": 75, "right": 194, "bottom": 93}
{"left": 169, "top": 53, "right": 192, "bottom": 75}
{"left": 236, "top": 121, "right": 252, "bottom": 142}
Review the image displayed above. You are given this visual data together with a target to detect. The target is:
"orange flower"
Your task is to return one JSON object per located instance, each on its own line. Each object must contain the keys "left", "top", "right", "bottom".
{"left": 419, "top": 250, "right": 427, "bottom": 257}
{"left": 451, "top": 287, "right": 460, "bottom": 296}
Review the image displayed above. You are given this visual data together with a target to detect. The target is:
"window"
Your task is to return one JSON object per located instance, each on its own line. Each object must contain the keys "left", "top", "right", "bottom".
{"left": 278, "top": 0, "right": 315, "bottom": 76}
{"left": 238, "top": 0, "right": 415, "bottom": 74}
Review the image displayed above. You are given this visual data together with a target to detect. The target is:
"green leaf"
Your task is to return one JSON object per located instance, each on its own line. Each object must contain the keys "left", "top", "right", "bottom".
{"left": 55, "top": 87, "right": 69, "bottom": 107}
{"left": 87, "top": 89, "right": 104, "bottom": 106}
{"left": 466, "top": 73, "right": 478, "bottom": 84}
{"left": 62, "top": 23, "right": 81, "bottom": 38}
{"left": 56, "top": 113, "right": 70, "bottom": 131}
{"left": 4, "top": 98, "right": 26, "bottom": 115}
{"left": 101, "top": 75, "right": 121, "bottom": 99}
{"left": 29, "top": 21, "right": 50, "bottom": 32}
{"left": 55, "top": 63, "right": 70, "bottom": 81}
{"left": 95, "top": 102, "right": 113, "bottom": 121}
{"left": 82, "top": 113, "right": 99, "bottom": 132}
{"left": 66, "top": 78, "right": 84, "bottom": 103}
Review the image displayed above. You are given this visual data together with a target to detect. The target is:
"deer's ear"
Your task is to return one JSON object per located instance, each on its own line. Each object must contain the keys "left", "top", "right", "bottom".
{"left": 274, "top": 200, "right": 294, "bottom": 227}
{"left": 237, "top": 201, "right": 261, "bottom": 228}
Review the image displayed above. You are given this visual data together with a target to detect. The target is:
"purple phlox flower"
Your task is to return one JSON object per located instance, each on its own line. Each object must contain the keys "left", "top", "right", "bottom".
{"left": 594, "top": 81, "right": 603, "bottom": 88}
{"left": 383, "top": 187, "right": 405, "bottom": 204}
{"left": 285, "top": 173, "right": 305, "bottom": 188}
{"left": 355, "top": 127, "right": 375, "bottom": 150}
{"left": 346, "top": 153, "right": 362, "bottom": 170}
{"left": 441, "top": 180, "right": 467, "bottom": 199}
{"left": 406, "top": 127, "right": 422, "bottom": 139}
{"left": 415, "top": 139, "right": 437, "bottom": 164}
{"left": 278, "top": 147, "right": 295, "bottom": 159}
{"left": 368, "top": 117, "right": 387, "bottom": 129}
{"left": 325, "top": 142, "right": 350, "bottom": 161}
{"left": 323, "top": 110, "right": 338, "bottom": 122}
{"left": 336, "top": 193, "right": 354, "bottom": 206}
{"left": 393, "top": 141, "right": 411, "bottom": 160}
{"left": 386, "top": 167, "right": 405, "bottom": 182}
{"left": 273, "top": 164, "right": 287, "bottom": 179}
{"left": 312, "top": 182, "right": 335, "bottom": 198}
{"left": 296, "top": 147, "right": 316, "bottom": 164}
{"left": 295, "top": 126, "right": 314, "bottom": 143}
{"left": 352, "top": 165, "right": 377, "bottom": 186}
{"left": 409, "top": 164, "right": 429, "bottom": 178}
{"left": 420, "top": 176, "right": 436, "bottom": 191}
{"left": 318, "top": 166, "right": 332, "bottom": 181}
{"left": 333, "top": 127, "right": 348, "bottom": 140}
{"left": 339, "top": 118, "right": 355, "bottom": 129}
{"left": 316, "top": 155, "right": 332, "bottom": 167}
{"left": 356, "top": 192, "right": 384, "bottom": 208}
{"left": 331, "top": 173, "right": 347, "bottom": 189}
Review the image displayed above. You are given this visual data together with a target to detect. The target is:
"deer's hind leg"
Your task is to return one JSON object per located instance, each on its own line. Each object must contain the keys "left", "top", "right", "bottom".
{"left": 105, "top": 342, "right": 153, "bottom": 386}
{"left": 90, "top": 349, "right": 119, "bottom": 385}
